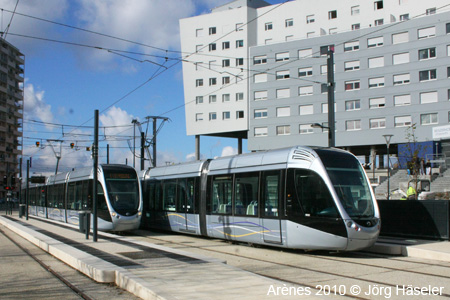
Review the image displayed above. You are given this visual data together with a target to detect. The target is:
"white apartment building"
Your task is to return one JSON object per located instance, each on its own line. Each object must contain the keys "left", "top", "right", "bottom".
{"left": 180, "top": 0, "right": 450, "bottom": 165}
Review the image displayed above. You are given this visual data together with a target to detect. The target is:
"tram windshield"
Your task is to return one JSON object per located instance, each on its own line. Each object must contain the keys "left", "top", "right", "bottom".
{"left": 316, "top": 149, "right": 375, "bottom": 219}
{"left": 103, "top": 166, "right": 140, "bottom": 215}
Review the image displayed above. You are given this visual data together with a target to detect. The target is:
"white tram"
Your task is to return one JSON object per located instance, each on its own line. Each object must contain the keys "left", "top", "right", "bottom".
{"left": 23, "top": 164, "right": 142, "bottom": 231}
{"left": 140, "top": 146, "right": 380, "bottom": 251}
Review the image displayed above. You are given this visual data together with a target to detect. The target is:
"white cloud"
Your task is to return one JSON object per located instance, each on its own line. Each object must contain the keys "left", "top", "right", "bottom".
{"left": 23, "top": 81, "right": 53, "bottom": 125}
{"left": 220, "top": 146, "right": 237, "bottom": 157}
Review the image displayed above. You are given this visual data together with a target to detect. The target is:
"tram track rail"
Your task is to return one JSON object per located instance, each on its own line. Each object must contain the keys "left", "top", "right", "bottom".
{"left": 0, "top": 227, "right": 94, "bottom": 300}
{"left": 135, "top": 231, "right": 450, "bottom": 299}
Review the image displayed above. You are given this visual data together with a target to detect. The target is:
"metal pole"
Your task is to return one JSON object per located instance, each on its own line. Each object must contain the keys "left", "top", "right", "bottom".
{"left": 327, "top": 47, "right": 335, "bottom": 148}
{"left": 153, "top": 118, "right": 157, "bottom": 167}
{"left": 141, "top": 132, "right": 145, "bottom": 171}
{"left": 387, "top": 144, "right": 390, "bottom": 201}
{"left": 107, "top": 144, "right": 110, "bottom": 164}
{"left": 132, "top": 120, "right": 136, "bottom": 168}
{"left": 93, "top": 110, "right": 99, "bottom": 242}
{"left": 26, "top": 160, "right": 29, "bottom": 220}
{"left": 195, "top": 135, "right": 200, "bottom": 160}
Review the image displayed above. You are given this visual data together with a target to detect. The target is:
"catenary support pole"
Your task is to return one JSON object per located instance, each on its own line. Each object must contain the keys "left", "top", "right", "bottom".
{"left": 93, "top": 110, "right": 99, "bottom": 242}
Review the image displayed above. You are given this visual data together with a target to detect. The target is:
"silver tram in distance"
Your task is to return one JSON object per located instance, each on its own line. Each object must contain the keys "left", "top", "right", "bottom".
{"left": 140, "top": 146, "right": 380, "bottom": 251}
{"left": 23, "top": 164, "right": 143, "bottom": 231}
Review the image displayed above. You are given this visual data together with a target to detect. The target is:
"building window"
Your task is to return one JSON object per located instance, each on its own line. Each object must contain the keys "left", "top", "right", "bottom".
{"left": 320, "top": 45, "right": 333, "bottom": 56}
{"left": 418, "top": 47, "right": 436, "bottom": 60}
{"left": 222, "top": 76, "right": 230, "bottom": 85}
{"left": 426, "top": 7, "right": 436, "bottom": 15}
{"left": 223, "top": 112, "right": 230, "bottom": 120}
{"left": 236, "top": 58, "right": 244, "bottom": 66}
{"left": 344, "top": 41, "right": 359, "bottom": 52}
{"left": 298, "top": 67, "right": 313, "bottom": 77}
{"left": 328, "top": 10, "right": 337, "bottom": 19}
{"left": 209, "top": 43, "right": 216, "bottom": 51}
{"left": 368, "top": 56, "right": 384, "bottom": 68}
{"left": 222, "top": 41, "right": 230, "bottom": 50}
{"left": 447, "top": 23, "right": 450, "bottom": 34}
{"left": 345, "top": 80, "right": 360, "bottom": 91}
{"left": 276, "top": 88, "right": 290, "bottom": 99}
{"left": 209, "top": 112, "right": 217, "bottom": 121}
{"left": 196, "top": 28, "right": 204, "bottom": 37}
{"left": 393, "top": 73, "right": 410, "bottom": 85}
{"left": 299, "top": 85, "right": 313, "bottom": 96}
{"left": 285, "top": 18, "right": 293, "bottom": 27}
{"left": 421, "top": 113, "right": 438, "bottom": 125}
{"left": 254, "top": 73, "right": 267, "bottom": 83}
{"left": 209, "top": 27, "right": 216, "bottom": 35}
{"left": 374, "top": 0, "right": 383, "bottom": 10}
{"left": 265, "top": 22, "right": 273, "bottom": 31}
{"left": 275, "top": 52, "right": 289, "bottom": 62}
{"left": 369, "top": 77, "right": 385, "bottom": 88}
{"left": 418, "top": 27, "right": 435, "bottom": 39}
{"left": 209, "top": 78, "right": 217, "bottom": 86}
{"left": 306, "top": 15, "right": 315, "bottom": 24}
{"left": 352, "top": 24, "right": 360, "bottom": 30}
{"left": 196, "top": 113, "right": 203, "bottom": 121}
{"left": 419, "top": 69, "right": 437, "bottom": 81}
{"left": 195, "top": 79, "right": 204, "bottom": 87}
{"left": 329, "top": 28, "right": 337, "bottom": 35}
{"left": 368, "top": 36, "right": 383, "bottom": 48}
{"left": 254, "top": 90, "right": 268, "bottom": 100}
{"left": 393, "top": 52, "right": 409, "bottom": 65}
{"left": 400, "top": 14, "right": 409, "bottom": 21}
{"left": 209, "top": 95, "right": 217, "bottom": 103}
{"left": 222, "top": 59, "right": 230, "bottom": 67}
{"left": 276, "top": 107, "right": 290, "bottom": 117}
{"left": 370, "top": 118, "right": 386, "bottom": 129}
{"left": 420, "top": 91, "right": 438, "bottom": 104}
{"left": 392, "top": 32, "right": 408, "bottom": 44}
{"left": 236, "top": 111, "right": 244, "bottom": 119}
{"left": 346, "top": 120, "right": 361, "bottom": 131}
{"left": 299, "top": 48, "right": 313, "bottom": 58}
{"left": 195, "top": 96, "right": 203, "bottom": 104}
{"left": 236, "top": 40, "right": 244, "bottom": 48}
{"left": 351, "top": 6, "right": 360, "bottom": 15}
{"left": 300, "top": 124, "right": 313, "bottom": 134}
{"left": 236, "top": 23, "right": 243, "bottom": 31}
{"left": 369, "top": 97, "right": 385, "bottom": 109}
{"left": 236, "top": 92, "right": 244, "bottom": 101}
{"left": 222, "top": 94, "right": 230, "bottom": 102}
{"left": 299, "top": 104, "right": 314, "bottom": 115}
{"left": 276, "top": 70, "right": 290, "bottom": 80}
{"left": 253, "top": 55, "right": 267, "bottom": 65}
{"left": 344, "top": 60, "right": 360, "bottom": 71}
{"left": 345, "top": 100, "right": 360, "bottom": 111}
{"left": 254, "top": 127, "right": 268, "bottom": 137}
{"left": 254, "top": 109, "right": 268, "bottom": 119}
{"left": 374, "top": 19, "right": 384, "bottom": 26}
{"left": 394, "top": 94, "right": 411, "bottom": 106}
{"left": 276, "top": 125, "right": 290, "bottom": 135}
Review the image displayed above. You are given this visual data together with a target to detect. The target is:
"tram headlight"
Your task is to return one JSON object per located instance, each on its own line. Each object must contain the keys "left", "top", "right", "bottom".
{"left": 111, "top": 212, "right": 117, "bottom": 218}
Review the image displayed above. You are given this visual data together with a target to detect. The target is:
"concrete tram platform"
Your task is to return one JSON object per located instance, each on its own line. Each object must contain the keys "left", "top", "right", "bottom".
{"left": 0, "top": 212, "right": 318, "bottom": 300}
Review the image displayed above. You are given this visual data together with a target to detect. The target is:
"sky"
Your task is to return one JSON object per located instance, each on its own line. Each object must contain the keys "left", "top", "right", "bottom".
{"left": 0, "top": 0, "right": 287, "bottom": 176}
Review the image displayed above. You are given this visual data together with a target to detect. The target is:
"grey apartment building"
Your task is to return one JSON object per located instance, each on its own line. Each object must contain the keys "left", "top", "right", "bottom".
{"left": 249, "top": 9, "right": 450, "bottom": 166}
{"left": 0, "top": 38, "right": 24, "bottom": 198}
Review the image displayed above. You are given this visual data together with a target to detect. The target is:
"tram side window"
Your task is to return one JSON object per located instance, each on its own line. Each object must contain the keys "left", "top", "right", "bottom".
{"left": 38, "top": 187, "right": 46, "bottom": 207}
{"left": 235, "top": 172, "right": 259, "bottom": 216}
{"left": 211, "top": 175, "right": 232, "bottom": 214}
{"left": 47, "top": 185, "right": 56, "bottom": 208}
{"left": 162, "top": 180, "right": 177, "bottom": 211}
{"left": 292, "top": 169, "right": 338, "bottom": 218}
{"left": 57, "top": 184, "right": 65, "bottom": 208}
{"left": 67, "top": 182, "right": 76, "bottom": 209}
{"left": 97, "top": 181, "right": 108, "bottom": 211}
{"left": 29, "top": 187, "right": 36, "bottom": 205}
{"left": 262, "top": 171, "right": 281, "bottom": 217}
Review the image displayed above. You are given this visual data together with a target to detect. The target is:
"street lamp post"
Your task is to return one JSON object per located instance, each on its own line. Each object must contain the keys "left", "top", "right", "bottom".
{"left": 383, "top": 134, "right": 394, "bottom": 200}
{"left": 311, "top": 123, "right": 332, "bottom": 147}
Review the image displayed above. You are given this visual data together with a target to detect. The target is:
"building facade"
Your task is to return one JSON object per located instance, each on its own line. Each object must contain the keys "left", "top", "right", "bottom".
{"left": 180, "top": 0, "right": 450, "bottom": 165}
{"left": 0, "top": 38, "right": 24, "bottom": 198}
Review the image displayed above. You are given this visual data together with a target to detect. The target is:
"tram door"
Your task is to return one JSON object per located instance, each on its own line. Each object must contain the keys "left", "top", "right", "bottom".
{"left": 261, "top": 171, "right": 282, "bottom": 244}
{"left": 177, "top": 178, "right": 196, "bottom": 233}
